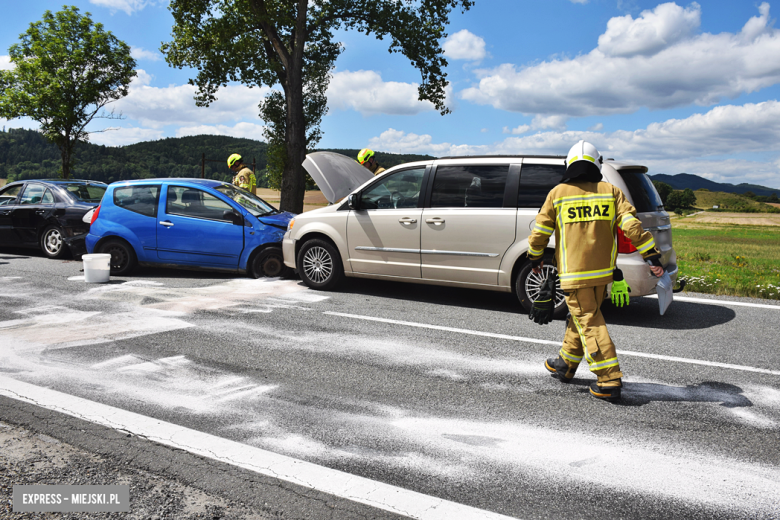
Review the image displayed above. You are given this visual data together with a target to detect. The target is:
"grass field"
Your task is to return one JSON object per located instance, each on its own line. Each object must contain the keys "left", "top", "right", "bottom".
{"left": 672, "top": 218, "right": 780, "bottom": 300}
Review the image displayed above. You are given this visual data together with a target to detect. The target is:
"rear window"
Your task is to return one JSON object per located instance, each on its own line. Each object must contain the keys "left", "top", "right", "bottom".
{"left": 114, "top": 185, "right": 160, "bottom": 217}
{"left": 63, "top": 183, "right": 106, "bottom": 203}
{"left": 616, "top": 169, "right": 664, "bottom": 212}
{"left": 518, "top": 164, "right": 567, "bottom": 207}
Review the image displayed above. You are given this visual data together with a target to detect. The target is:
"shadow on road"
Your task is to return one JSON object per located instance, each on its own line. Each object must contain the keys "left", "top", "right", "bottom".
{"left": 567, "top": 379, "right": 752, "bottom": 407}
{"left": 602, "top": 297, "right": 736, "bottom": 330}
{"left": 337, "top": 277, "right": 521, "bottom": 314}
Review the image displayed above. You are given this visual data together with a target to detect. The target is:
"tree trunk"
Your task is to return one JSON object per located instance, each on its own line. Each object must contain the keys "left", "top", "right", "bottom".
{"left": 279, "top": 70, "right": 307, "bottom": 214}
{"left": 59, "top": 135, "right": 71, "bottom": 180}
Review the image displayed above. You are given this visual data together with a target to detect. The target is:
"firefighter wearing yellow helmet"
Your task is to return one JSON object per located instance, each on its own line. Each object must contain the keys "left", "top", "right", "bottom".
{"left": 527, "top": 140, "right": 664, "bottom": 402}
{"left": 357, "top": 148, "right": 385, "bottom": 176}
{"left": 228, "top": 154, "right": 256, "bottom": 193}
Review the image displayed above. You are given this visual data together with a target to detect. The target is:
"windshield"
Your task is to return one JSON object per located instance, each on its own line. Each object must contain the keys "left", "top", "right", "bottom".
{"left": 63, "top": 183, "right": 106, "bottom": 203}
{"left": 214, "top": 184, "right": 277, "bottom": 216}
{"left": 616, "top": 169, "right": 664, "bottom": 212}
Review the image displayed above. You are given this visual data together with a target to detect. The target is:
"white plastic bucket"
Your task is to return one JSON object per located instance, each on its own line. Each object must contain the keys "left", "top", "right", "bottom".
{"left": 82, "top": 253, "right": 111, "bottom": 283}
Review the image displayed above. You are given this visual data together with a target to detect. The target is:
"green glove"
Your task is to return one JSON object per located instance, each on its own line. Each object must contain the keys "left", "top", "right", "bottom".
{"left": 529, "top": 275, "right": 557, "bottom": 325}
{"left": 611, "top": 268, "right": 631, "bottom": 307}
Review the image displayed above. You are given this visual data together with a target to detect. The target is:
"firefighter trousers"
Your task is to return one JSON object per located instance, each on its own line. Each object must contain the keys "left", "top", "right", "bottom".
{"left": 558, "top": 285, "right": 623, "bottom": 386}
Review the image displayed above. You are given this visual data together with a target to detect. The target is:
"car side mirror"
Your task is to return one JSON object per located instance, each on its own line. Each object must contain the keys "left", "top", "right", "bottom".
{"left": 347, "top": 193, "right": 361, "bottom": 210}
{"left": 223, "top": 209, "right": 243, "bottom": 226}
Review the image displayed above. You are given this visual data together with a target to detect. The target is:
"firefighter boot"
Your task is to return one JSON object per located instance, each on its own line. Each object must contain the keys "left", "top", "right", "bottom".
{"left": 589, "top": 380, "right": 622, "bottom": 403}
{"left": 545, "top": 356, "right": 576, "bottom": 383}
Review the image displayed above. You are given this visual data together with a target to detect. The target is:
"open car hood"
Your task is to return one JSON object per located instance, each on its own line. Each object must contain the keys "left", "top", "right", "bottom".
{"left": 302, "top": 152, "right": 375, "bottom": 203}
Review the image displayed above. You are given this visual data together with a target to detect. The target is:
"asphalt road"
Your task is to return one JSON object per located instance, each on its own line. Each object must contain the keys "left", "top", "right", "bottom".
{"left": 1, "top": 248, "right": 779, "bottom": 519}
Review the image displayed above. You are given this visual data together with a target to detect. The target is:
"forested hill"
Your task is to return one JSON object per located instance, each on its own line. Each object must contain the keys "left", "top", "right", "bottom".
{"left": 0, "top": 128, "right": 435, "bottom": 186}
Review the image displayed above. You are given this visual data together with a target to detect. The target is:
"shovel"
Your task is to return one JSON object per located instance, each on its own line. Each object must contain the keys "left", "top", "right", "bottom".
{"left": 647, "top": 261, "right": 673, "bottom": 315}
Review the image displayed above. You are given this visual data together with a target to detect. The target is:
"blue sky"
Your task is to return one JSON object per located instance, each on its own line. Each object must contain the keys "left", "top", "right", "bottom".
{"left": 3, "top": 0, "right": 780, "bottom": 189}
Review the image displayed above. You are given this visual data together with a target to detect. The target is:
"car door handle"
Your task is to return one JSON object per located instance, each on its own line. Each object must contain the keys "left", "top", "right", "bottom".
{"left": 0, "top": 210, "right": 10, "bottom": 215}
{"left": 399, "top": 217, "right": 417, "bottom": 225}
{"left": 159, "top": 221, "right": 174, "bottom": 227}
{"left": 425, "top": 217, "right": 445, "bottom": 225}
{"left": 36, "top": 210, "right": 46, "bottom": 215}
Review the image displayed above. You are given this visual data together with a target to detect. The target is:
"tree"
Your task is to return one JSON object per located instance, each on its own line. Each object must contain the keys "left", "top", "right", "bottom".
{"left": 162, "top": 0, "right": 473, "bottom": 213}
{"left": 0, "top": 6, "right": 136, "bottom": 179}
{"left": 653, "top": 181, "right": 673, "bottom": 206}
{"left": 681, "top": 188, "right": 697, "bottom": 208}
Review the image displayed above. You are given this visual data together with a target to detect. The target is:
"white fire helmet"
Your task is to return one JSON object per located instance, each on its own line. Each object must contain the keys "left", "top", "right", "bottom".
{"left": 565, "top": 140, "right": 603, "bottom": 172}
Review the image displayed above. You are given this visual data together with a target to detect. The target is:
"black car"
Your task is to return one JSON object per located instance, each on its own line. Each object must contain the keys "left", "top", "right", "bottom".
{"left": 0, "top": 179, "right": 106, "bottom": 258}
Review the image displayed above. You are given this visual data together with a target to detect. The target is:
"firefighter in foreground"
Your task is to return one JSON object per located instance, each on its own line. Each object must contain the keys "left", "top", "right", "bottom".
{"left": 357, "top": 148, "right": 385, "bottom": 176}
{"left": 228, "top": 154, "right": 256, "bottom": 193}
{"left": 527, "top": 141, "right": 664, "bottom": 402}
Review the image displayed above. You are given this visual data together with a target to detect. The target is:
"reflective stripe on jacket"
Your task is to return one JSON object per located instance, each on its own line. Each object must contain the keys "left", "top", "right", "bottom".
{"left": 528, "top": 181, "right": 659, "bottom": 289}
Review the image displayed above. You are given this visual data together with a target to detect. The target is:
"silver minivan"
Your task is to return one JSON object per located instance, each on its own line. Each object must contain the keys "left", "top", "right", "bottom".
{"left": 283, "top": 152, "right": 678, "bottom": 316}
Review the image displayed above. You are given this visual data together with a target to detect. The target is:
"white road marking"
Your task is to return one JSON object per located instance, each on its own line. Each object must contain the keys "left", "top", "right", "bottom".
{"left": 325, "top": 312, "right": 780, "bottom": 376}
{"left": 645, "top": 294, "right": 780, "bottom": 310}
{"left": 324, "top": 312, "right": 559, "bottom": 346}
{"left": 0, "top": 376, "right": 516, "bottom": 520}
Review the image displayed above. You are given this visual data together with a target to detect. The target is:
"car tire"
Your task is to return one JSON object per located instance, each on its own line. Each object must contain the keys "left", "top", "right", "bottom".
{"left": 98, "top": 238, "right": 137, "bottom": 276}
{"left": 40, "top": 225, "right": 68, "bottom": 259}
{"left": 296, "top": 238, "right": 344, "bottom": 290}
{"left": 250, "top": 246, "right": 290, "bottom": 278}
{"left": 516, "top": 255, "right": 568, "bottom": 320}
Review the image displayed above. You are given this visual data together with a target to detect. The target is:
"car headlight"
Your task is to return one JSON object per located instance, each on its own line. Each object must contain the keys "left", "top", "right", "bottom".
{"left": 287, "top": 218, "right": 295, "bottom": 231}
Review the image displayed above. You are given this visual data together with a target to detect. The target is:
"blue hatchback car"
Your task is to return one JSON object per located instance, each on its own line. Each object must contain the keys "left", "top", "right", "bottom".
{"left": 85, "top": 179, "right": 295, "bottom": 277}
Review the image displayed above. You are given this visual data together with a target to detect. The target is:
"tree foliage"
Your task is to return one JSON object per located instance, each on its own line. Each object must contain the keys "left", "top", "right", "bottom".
{"left": 666, "top": 188, "right": 697, "bottom": 213}
{"left": 652, "top": 181, "right": 673, "bottom": 206}
{"left": 0, "top": 6, "right": 136, "bottom": 179}
{"left": 0, "top": 127, "right": 434, "bottom": 188}
{"left": 162, "top": 0, "right": 473, "bottom": 213}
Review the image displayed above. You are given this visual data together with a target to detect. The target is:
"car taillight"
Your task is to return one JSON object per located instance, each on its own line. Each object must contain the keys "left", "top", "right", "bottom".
{"left": 90, "top": 205, "right": 101, "bottom": 225}
{"left": 616, "top": 227, "right": 637, "bottom": 254}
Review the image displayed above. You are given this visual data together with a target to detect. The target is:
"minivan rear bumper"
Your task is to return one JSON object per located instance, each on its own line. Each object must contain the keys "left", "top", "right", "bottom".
{"left": 616, "top": 251, "right": 679, "bottom": 297}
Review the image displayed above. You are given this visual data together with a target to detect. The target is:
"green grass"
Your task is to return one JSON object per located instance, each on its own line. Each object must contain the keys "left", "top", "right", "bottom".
{"left": 691, "top": 190, "right": 779, "bottom": 213}
{"left": 673, "top": 225, "right": 780, "bottom": 300}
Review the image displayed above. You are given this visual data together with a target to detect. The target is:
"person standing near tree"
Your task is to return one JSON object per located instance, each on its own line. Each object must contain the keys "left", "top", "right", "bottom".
{"left": 527, "top": 141, "right": 664, "bottom": 402}
{"left": 228, "top": 154, "right": 256, "bottom": 194}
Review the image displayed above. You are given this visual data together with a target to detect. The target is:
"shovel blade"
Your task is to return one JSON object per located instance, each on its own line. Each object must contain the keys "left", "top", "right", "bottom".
{"left": 656, "top": 272, "right": 673, "bottom": 315}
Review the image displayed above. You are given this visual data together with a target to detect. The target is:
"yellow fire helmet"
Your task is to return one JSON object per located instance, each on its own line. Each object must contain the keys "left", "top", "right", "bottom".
{"left": 227, "top": 153, "right": 242, "bottom": 168}
{"left": 357, "top": 148, "right": 375, "bottom": 164}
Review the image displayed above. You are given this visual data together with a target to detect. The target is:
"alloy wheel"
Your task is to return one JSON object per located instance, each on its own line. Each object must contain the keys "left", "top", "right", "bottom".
{"left": 525, "top": 264, "right": 566, "bottom": 308}
{"left": 302, "top": 246, "right": 333, "bottom": 284}
{"left": 43, "top": 228, "right": 63, "bottom": 256}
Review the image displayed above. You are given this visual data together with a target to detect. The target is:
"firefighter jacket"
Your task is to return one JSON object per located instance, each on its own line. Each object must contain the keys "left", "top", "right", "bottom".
{"left": 369, "top": 162, "right": 386, "bottom": 176}
{"left": 232, "top": 167, "right": 255, "bottom": 192}
{"left": 528, "top": 181, "right": 659, "bottom": 290}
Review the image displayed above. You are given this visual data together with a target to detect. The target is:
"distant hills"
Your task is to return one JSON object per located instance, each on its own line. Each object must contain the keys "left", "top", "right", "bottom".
{"left": 0, "top": 128, "right": 433, "bottom": 185}
{"left": 650, "top": 173, "right": 779, "bottom": 197}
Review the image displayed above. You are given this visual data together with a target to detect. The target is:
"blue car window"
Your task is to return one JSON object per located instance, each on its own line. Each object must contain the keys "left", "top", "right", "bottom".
{"left": 114, "top": 185, "right": 160, "bottom": 217}
{"left": 166, "top": 186, "right": 234, "bottom": 222}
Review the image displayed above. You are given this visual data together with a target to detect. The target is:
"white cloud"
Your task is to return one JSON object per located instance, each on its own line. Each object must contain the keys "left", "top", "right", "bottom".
{"left": 368, "top": 101, "right": 780, "bottom": 188}
{"left": 598, "top": 2, "right": 701, "bottom": 57}
{"left": 0, "top": 117, "right": 39, "bottom": 131}
{"left": 175, "top": 122, "right": 267, "bottom": 140}
{"left": 570, "top": 0, "right": 589, "bottom": 4}
{"left": 443, "top": 29, "right": 487, "bottom": 61}
{"left": 461, "top": 3, "right": 780, "bottom": 117}
{"left": 89, "top": 0, "right": 152, "bottom": 15}
{"left": 503, "top": 125, "right": 530, "bottom": 135}
{"left": 88, "top": 126, "right": 164, "bottom": 146}
{"left": 531, "top": 114, "right": 568, "bottom": 130}
{"left": 0, "top": 55, "right": 13, "bottom": 70}
{"left": 112, "top": 70, "right": 272, "bottom": 128}
{"left": 588, "top": 123, "right": 604, "bottom": 131}
{"left": 327, "top": 70, "right": 439, "bottom": 116}
{"left": 131, "top": 47, "right": 161, "bottom": 62}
